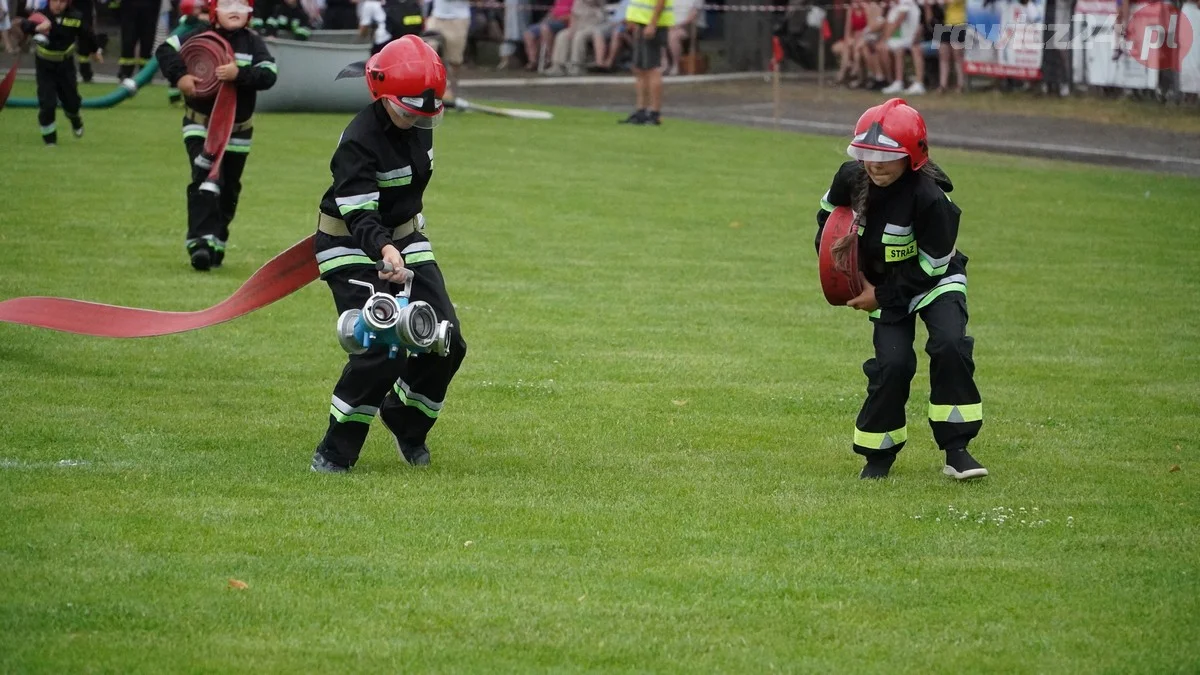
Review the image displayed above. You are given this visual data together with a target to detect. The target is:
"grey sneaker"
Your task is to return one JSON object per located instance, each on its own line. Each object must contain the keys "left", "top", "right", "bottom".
{"left": 943, "top": 449, "right": 988, "bottom": 480}
{"left": 311, "top": 451, "right": 349, "bottom": 474}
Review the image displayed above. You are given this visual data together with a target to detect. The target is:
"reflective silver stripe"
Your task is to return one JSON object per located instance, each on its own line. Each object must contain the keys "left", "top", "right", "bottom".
{"left": 395, "top": 378, "right": 443, "bottom": 411}
{"left": 884, "top": 223, "right": 913, "bottom": 236}
{"left": 376, "top": 167, "right": 412, "bottom": 181}
{"left": 315, "top": 246, "right": 369, "bottom": 263}
{"left": 182, "top": 123, "right": 206, "bottom": 136}
{"left": 908, "top": 274, "right": 967, "bottom": 313}
{"left": 165, "top": 35, "right": 181, "bottom": 50}
{"left": 400, "top": 241, "right": 432, "bottom": 255}
{"left": 427, "top": 148, "right": 434, "bottom": 167}
{"left": 819, "top": 190, "right": 835, "bottom": 212}
{"left": 228, "top": 137, "right": 252, "bottom": 147}
{"left": 919, "top": 248, "right": 954, "bottom": 268}
{"left": 335, "top": 192, "right": 380, "bottom": 208}
{"left": 332, "top": 395, "right": 379, "bottom": 417}
{"left": 235, "top": 52, "right": 253, "bottom": 61}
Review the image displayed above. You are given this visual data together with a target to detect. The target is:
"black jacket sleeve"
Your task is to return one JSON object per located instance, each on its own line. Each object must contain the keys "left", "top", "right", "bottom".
{"left": 814, "top": 161, "right": 858, "bottom": 254}
{"left": 155, "top": 23, "right": 204, "bottom": 86}
{"left": 234, "top": 33, "right": 277, "bottom": 90}
{"left": 330, "top": 138, "right": 394, "bottom": 260}
{"left": 873, "top": 187, "right": 962, "bottom": 311}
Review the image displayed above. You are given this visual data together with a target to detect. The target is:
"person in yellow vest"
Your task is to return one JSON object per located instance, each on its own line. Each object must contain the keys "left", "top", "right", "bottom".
{"left": 617, "top": 0, "right": 671, "bottom": 125}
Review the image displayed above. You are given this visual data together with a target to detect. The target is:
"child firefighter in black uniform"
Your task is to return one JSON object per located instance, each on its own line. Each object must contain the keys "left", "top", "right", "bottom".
{"left": 816, "top": 98, "right": 987, "bottom": 481}
{"left": 310, "top": 35, "right": 468, "bottom": 473}
{"left": 155, "top": 0, "right": 277, "bottom": 270}
{"left": 21, "top": 0, "right": 100, "bottom": 145}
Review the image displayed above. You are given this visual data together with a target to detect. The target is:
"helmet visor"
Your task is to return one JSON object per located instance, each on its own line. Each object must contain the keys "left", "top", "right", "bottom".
{"left": 847, "top": 144, "right": 909, "bottom": 163}
{"left": 386, "top": 98, "right": 444, "bottom": 129}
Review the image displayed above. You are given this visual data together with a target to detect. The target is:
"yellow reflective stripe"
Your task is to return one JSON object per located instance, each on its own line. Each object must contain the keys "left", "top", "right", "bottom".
{"left": 62, "top": 17, "right": 81, "bottom": 26}
{"left": 403, "top": 14, "right": 422, "bottom": 24}
{"left": 881, "top": 233, "right": 914, "bottom": 245}
{"left": 929, "top": 402, "right": 983, "bottom": 423}
{"left": 854, "top": 426, "right": 907, "bottom": 450}
{"left": 913, "top": 281, "right": 966, "bottom": 313}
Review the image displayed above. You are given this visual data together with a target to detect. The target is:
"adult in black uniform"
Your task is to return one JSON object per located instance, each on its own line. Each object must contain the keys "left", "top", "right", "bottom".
{"left": 156, "top": 0, "right": 277, "bottom": 270}
{"left": 21, "top": 0, "right": 95, "bottom": 144}
{"left": 816, "top": 98, "right": 988, "bottom": 481}
{"left": 310, "top": 34, "right": 467, "bottom": 474}
{"left": 73, "top": 0, "right": 105, "bottom": 83}
{"left": 115, "top": 0, "right": 157, "bottom": 79}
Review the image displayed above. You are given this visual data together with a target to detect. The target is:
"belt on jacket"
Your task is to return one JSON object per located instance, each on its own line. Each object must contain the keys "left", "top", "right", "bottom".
{"left": 184, "top": 106, "right": 254, "bottom": 132}
{"left": 317, "top": 211, "right": 425, "bottom": 239}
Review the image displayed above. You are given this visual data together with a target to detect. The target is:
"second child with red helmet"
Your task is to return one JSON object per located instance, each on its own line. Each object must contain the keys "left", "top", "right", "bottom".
{"left": 155, "top": 0, "right": 277, "bottom": 271}
{"left": 816, "top": 97, "right": 988, "bottom": 482}
{"left": 309, "top": 35, "right": 468, "bottom": 474}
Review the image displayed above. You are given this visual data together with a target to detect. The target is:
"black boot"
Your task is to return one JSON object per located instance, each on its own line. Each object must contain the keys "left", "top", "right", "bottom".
{"left": 860, "top": 451, "right": 897, "bottom": 480}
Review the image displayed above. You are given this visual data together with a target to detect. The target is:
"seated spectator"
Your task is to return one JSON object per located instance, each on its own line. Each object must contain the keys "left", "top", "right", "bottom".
{"left": 852, "top": 0, "right": 889, "bottom": 89}
{"left": 546, "top": 0, "right": 605, "bottom": 75}
{"left": 523, "top": 0, "right": 572, "bottom": 71}
{"left": 667, "top": 0, "right": 706, "bottom": 75}
{"left": 832, "top": 0, "right": 868, "bottom": 84}
{"left": 878, "top": 0, "right": 925, "bottom": 94}
{"left": 590, "top": 0, "right": 630, "bottom": 71}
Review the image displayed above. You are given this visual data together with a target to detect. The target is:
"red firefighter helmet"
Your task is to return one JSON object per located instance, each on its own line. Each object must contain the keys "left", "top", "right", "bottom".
{"left": 365, "top": 35, "right": 446, "bottom": 129}
{"left": 846, "top": 98, "right": 929, "bottom": 170}
{"left": 179, "top": 0, "right": 211, "bottom": 15}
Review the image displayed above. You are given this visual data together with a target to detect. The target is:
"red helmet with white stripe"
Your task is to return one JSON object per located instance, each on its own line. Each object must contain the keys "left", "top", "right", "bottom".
{"left": 365, "top": 35, "right": 446, "bottom": 129}
{"left": 847, "top": 98, "right": 929, "bottom": 170}
{"left": 179, "top": 0, "right": 210, "bottom": 16}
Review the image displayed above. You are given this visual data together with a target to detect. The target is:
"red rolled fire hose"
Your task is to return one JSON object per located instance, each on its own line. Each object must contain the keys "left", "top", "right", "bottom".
{"left": 818, "top": 205, "right": 864, "bottom": 306}
{"left": 180, "top": 31, "right": 237, "bottom": 188}
{"left": 0, "top": 236, "right": 318, "bottom": 337}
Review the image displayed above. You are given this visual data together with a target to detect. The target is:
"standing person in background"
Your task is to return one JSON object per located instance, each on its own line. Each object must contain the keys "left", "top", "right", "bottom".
{"left": 73, "top": 0, "right": 103, "bottom": 82}
{"left": 357, "top": 0, "right": 389, "bottom": 53}
{"left": 425, "top": 0, "right": 470, "bottom": 100}
{"left": 322, "top": 0, "right": 355, "bottom": 29}
{"left": 115, "top": 0, "right": 157, "bottom": 78}
{"left": 263, "top": 0, "right": 312, "bottom": 37}
{"left": 937, "top": 0, "right": 966, "bottom": 93}
{"left": 617, "top": 0, "right": 672, "bottom": 125}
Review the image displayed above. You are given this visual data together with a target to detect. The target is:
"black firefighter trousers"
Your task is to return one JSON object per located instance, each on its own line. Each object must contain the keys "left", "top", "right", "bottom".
{"left": 118, "top": 2, "right": 158, "bottom": 78}
{"left": 183, "top": 126, "right": 252, "bottom": 262}
{"left": 316, "top": 261, "right": 468, "bottom": 468}
{"left": 853, "top": 293, "right": 982, "bottom": 458}
{"left": 35, "top": 58, "right": 83, "bottom": 145}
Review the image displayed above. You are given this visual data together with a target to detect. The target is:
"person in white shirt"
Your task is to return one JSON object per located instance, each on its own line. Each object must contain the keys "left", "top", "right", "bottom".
{"left": 425, "top": 0, "right": 470, "bottom": 100}
{"left": 358, "top": 0, "right": 392, "bottom": 53}
{"left": 879, "top": 0, "right": 925, "bottom": 94}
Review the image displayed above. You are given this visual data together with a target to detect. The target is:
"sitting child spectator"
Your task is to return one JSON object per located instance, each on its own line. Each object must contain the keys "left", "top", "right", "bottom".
{"left": 522, "top": 0, "right": 572, "bottom": 71}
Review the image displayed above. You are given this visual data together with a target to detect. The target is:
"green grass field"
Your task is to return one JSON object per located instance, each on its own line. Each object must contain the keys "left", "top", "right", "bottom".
{"left": 1, "top": 82, "right": 1198, "bottom": 673}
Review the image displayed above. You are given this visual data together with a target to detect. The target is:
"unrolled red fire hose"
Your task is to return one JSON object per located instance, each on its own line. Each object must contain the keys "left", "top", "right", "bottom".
{"left": 180, "top": 31, "right": 237, "bottom": 191}
{"left": 818, "top": 206, "right": 864, "bottom": 306}
{"left": 0, "top": 58, "right": 18, "bottom": 112}
{"left": 0, "top": 236, "right": 319, "bottom": 337}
